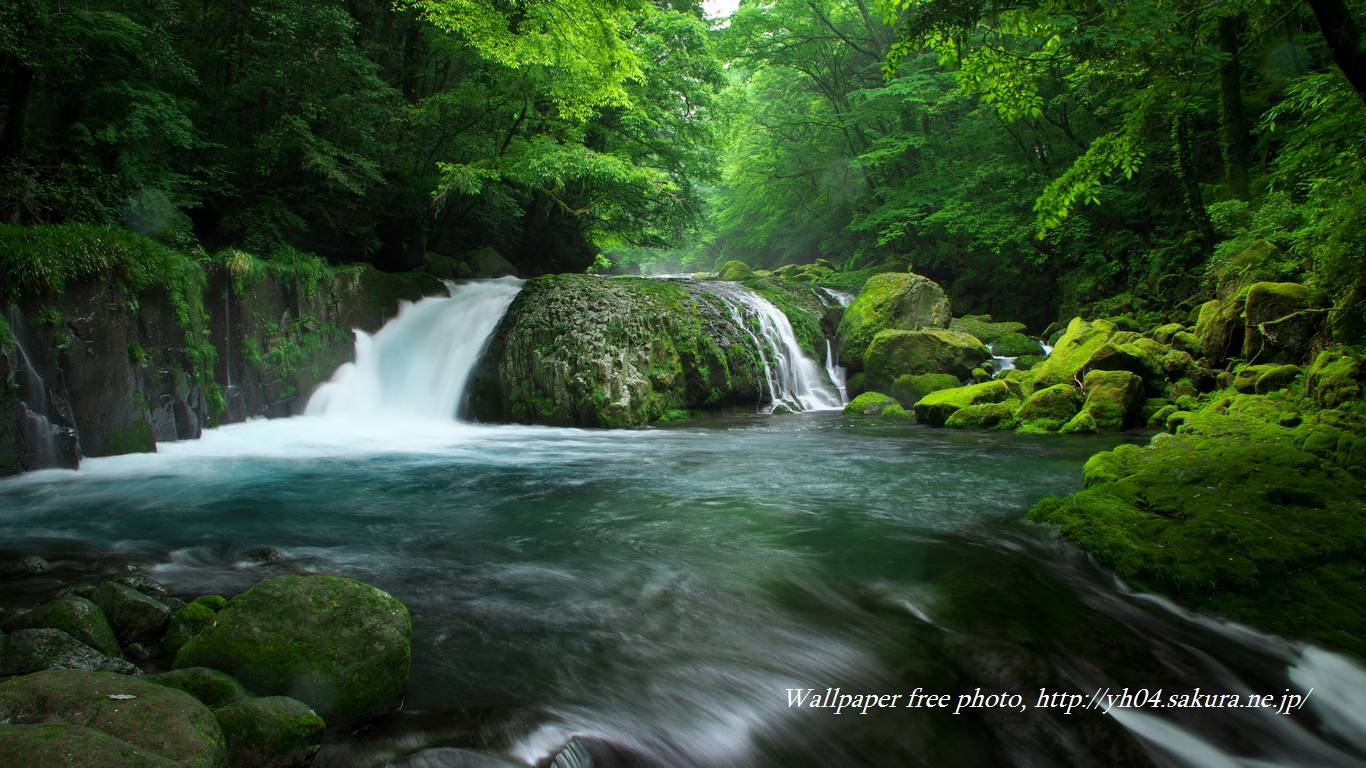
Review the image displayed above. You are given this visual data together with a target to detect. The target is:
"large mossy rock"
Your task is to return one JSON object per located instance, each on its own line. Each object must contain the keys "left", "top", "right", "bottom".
{"left": 469, "top": 275, "right": 770, "bottom": 427}
{"left": 0, "top": 724, "right": 178, "bottom": 768}
{"left": 864, "top": 328, "right": 989, "bottom": 388}
{"left": 943, "top": 401, "right": 1018, "bottom": 430}
{"left": 174, "top": 576, "right": 411, "bottom": 725}
{"left": 214, "top": 696, "right": 325, "bottom": 768}
{"left": 1031, "top": 391, "right": 1366, "bottom": 657}
{"left": 1, "top": 629, "right": 140, "bottom": 676}
{"left": 1027, "top": 317, "right": 1116, "bottom": 389}
{"left": 148, "top": 668, "right": 252, "bottom": 709}
{"left": 948, "top": 315, "right": 1026, "bottom": 344}
{"left": 887, "top": 372, "right": 960, "bottom": 408}
{"left": 987, "top": 332, "right": 1043, "bottom": 358}
{"left": 716, "top": 260, "right": 753, "bottom": 281}
{"left": 843, "top": 391, "right": 899, "bottom": 417}
{"left": 1015, "top": 384, "right": 1082, "bottom": 432}
{"left": 2, "top": 596, "right": 121, "bottom": 657}
{"left": 0, "top": 669, "right": 227, "bottom": 768}
{"left": 912, "top": 380, "right": 1011, "bottom": 427}
{"left": 836, "top": 272, "right": 951, "bottom": 370}
{"left": 1242, "top": 282, "right": 1327, "bottom": 363}
{"left": 1193, "top": 298, "right": 1245, "bottom": 365}
{"left": 1079, "top": 370, "right": 1143, "bottom": 431}
{"left": 1232, "top": 364, "right": 1300, "bottom": 395}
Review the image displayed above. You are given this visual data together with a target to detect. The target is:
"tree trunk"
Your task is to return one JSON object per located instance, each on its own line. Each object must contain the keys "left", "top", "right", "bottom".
{"left": 1171, "top": 112, "right": 1215, "bottom": 257}
{"left": 1307, "top": 0, "right": 1366, "bottom": 102}
{"left": 1217, "top": 16, "right": 1251, "bottom": 198}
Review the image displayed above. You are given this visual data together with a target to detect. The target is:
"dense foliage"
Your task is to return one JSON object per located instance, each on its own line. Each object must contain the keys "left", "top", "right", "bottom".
{"left": 2, "top": 0, "right": 1362, "bottom": 332}
{"left": 0, "top": 0, "right": 721, "bottom": 275}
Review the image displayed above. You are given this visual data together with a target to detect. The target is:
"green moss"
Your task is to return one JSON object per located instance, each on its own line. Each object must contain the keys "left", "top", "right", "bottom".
{"left": 844, "top": 391, "right": 899, "bottom": 416}
{"left": 162, "top": 602, "right": 217, "bottom": 657}
{"left": 880, "top": 402, "right": 914, "bottom": 421}
{"left": 148, "top": 668, "right": 253, "bottom": 708}
{"left": 1306, "top": 350, "right": 1362, "bottom": 409}
{"left": 1032, "top": 390, "right": 1366, "bottom": 657}
{"left": 943, "top": 400, "right": 1019, "bottom": 430}
{"left": 1027, "top": 317, "right": 1116, "bottom": 389}
{"left": 948, "top": 315, "right": 1027, "bottom": 344}
{"left": 742, "top": 276, "right": 828, "bottom": 359}
{"left": 988, "top": 332, "right": 1042, "bottom": 357}
{"left": 213, "top": 697, "right": 324, "bottom": 768}
{"left": 1232, "top": 364, "right": 1301, "bottom": 394}
{"left": 865, "top": 328, "right": 989, "bottom": 388}
{"left": 1014, "top": 383, "right": 1082, "bottom": 432}
{"left": 1080, "top": 369, "right": 1142, "bottom": 431}
{"left": 104, "top": 421, "right": 156, "bottom": 456}
{"left": 0, "top": 316, "right": 12, "bottom": 349}
{"left": 1059, "top": 409, "right": 1098, "bottom": 434}
{"left": 717, "top": 260, "right": 753, "bottom": 280}
{"left": 2, "top": 597, "right": 121, "bottom": 657}
{"left": 912, "top": 379, "right": 1011, "bottom": 427}
{"left": 888, "top": 372, "right": 960, "bottom": 408}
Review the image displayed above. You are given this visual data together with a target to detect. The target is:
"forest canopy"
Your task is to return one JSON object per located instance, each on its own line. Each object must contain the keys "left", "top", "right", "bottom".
{"left": 1, "top": 0, "right": 1363, "bottom": 331}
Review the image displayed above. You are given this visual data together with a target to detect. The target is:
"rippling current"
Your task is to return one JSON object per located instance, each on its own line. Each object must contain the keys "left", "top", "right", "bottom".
{"left": 3, "top": 413, "right": 1365, "bottom": 767}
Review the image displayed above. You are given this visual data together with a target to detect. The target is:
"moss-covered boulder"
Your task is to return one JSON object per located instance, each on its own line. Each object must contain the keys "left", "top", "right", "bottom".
{"left": 1080, "top": 370, "right": 1143, "bottom": 431}
{"left": 988, "top": 332, "right": 1043, "bottom": 358}
{"left": 913, "top": 380, "right": 1011, "bottom": 427}
{"left": 879, "top": 403, "right": 914, "bottom": 421}
{"left": 1, "top": 629, "right": 140, "bottom": 676}
{"left": 943, "top": 401, "right": 1018, "bottom": 430}
{"left": 864, "top": 328, "right": 989, "bottom": 388}
{"left": 94, "top": 582, "right": 171, "bottom": 645}
{"left": 163, "top": 602, "right": 218, "bottom": 657}
{"left": 174, "top": 576, "right": 411, "bottom": 725}
{"left": 948, "top": 315, "right": 1026, "bottom": 344}
{"left": 887, "top": 373, "right": 960, "bottom": 408}
{"left": 2, "top": 597, "right": 121, "bottom": 657}
{"left": 0, "top": 724, "right": 179, "bottom": 768}
{"left": 1032, "top": 391, "right": 1366, "bottom": 657}
{"left": 1232, "top": 364, "right": 1300, "bottom": 395}
{"left": 469, "top": 275, "right": 771, "bottom": 427}
{"left": 843, "top": 391, "right": 899, "bottom": 417}
{"left": 1149, "top": 323, "right": 1184, "bottom": 344}
{"left": 0, "top": 670, "right": 227, "bottom": 768}
{"left": 1242, "top": 282, "right": 1328, "bottom": 363}
{"left": 1306, "top": 351, "right": 1362, "bottom": 409}
{"left": 214, "top": 696, "right": 324, "bottom": 768}
{"left": 149, "top": 668, "right": 252, "bottom": 709}
{"left": 836, "top": 273, "right": 951, "bottom": 370}
{"left": 1193, "top": 298, "right": 1244, "bottom": 365}
{"left": 716, "top": 260, "right": 753, "bottom": 281}
{"left": 1014, "top": 384, "right": 1082, "bottom": 432}
{"left": 1058, "top": 409, "right": 1098, "bottom": 434}
{"left": 1027, "top": 317, "right": 1116, "bottom": 389}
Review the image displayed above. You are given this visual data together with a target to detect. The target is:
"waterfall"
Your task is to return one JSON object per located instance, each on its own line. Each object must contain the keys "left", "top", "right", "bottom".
{"left": 702, "top": 282, "right": 844, "bottom": 413}
{"left": 818, "top": 287, "right": 854, "bottom": 308}
{"left": 305, "top": 278, "right": 523, "bottom": 421}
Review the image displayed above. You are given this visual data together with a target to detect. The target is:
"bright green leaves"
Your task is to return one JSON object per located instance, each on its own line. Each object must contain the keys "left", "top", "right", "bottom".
{"left": 402, "top": 0, "right": 645, "bottom": 119}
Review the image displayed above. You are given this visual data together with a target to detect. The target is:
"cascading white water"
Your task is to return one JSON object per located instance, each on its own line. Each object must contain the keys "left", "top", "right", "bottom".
{"left": 305, "top": 277, "right": 523, "bottom": 421}
{"left": 703, "top": 282, "right": 844, "bottom": 413}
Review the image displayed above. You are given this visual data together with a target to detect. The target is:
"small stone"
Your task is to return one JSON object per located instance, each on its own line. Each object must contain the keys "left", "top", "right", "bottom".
{"left": 94, "top": 582, "right": 172, "bottom": 644}
{"left": 214, "top": 696, "right": 325, "bottom": 768}
{"left": 1, "top": 596, "right": 122, "bottom": 657}
{"left": 0, "top": 556, "right": 50, "bottom": 578}
{"left": 0, "top": 629, "right": 141, "bottom": 676}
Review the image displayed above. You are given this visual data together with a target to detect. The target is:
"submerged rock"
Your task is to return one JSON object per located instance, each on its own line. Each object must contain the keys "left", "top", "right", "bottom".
{"left": 214, "top": 696, "right": 324, "bottom": 768}
{"left": 943, "top": 401, "right": 1017, "bottom": 430}
{"left": 864, "top": 329, "right": 990, "bottom": 387}
{"left": 174, "top": 575, "right": 411, "bottom": 725}
{"left": 843, "top": 391, "right": 900, "bottom": 417}
{"left": 1, "top": 629, "right": 140, "bottom": 676}
{"left": 2, "top": 596, "right": 121, "bottom": 657}
{"left": 0, "top": 669, "right": 226, "bottom": 768}
{"left": 837, "top": 273, "right": 951, "bottom": 370}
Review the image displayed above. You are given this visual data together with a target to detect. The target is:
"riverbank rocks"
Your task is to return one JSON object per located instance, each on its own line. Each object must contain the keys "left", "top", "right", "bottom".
{"left": 864, "top": 328, "right": 990, "bottom": 388}
{"left": 94, "top": 581, "right": 171, "bottom": 644}
{"left": 943, "top": 401, "right": 1018, "bottom": 430}
{"left": 214, "top": 696, "right": 325, "bottom": 768}
{"left": 912, "top": 380, "right": 1011, "bottom": 427}
{"left": 174, "top": 575, "right": 411, "bottom": 725}
{"left": 948, "top": 315, "right": 1026, "bottom": 344}
{"left": 1, "top": 629, "right": 140, "bottom": 676}
{"left": 163, "top": 596, "right": 227, "bottom": 656}
{"left": 1194, "top": 298, "right": 1244, "bottom": 364}
{"left": 1031, "top": 383, "right": 1366, "bottom": 657}
{"left": 1242, "top": 282, "right": 1327, "bottom": 363}
{"left": 843, "top": 392, "right": 911, "bottom": 420}
{"left": 0, "top": 669, "right": 227, "bottom": 768}
{"left": 837, "top": 273, "right": 951, "bottom": 370}
{"left": 2, "top": 596, "right": 121, "bottom": 657}
{"left": 470, "top": 275, "right": 773, "bottom": 427}
{"left": 1027, "top": 317, "right": 1116, "bottom": 389}
{"left": 717, "top": 260, "right": 753, "bottom": 281}
{"left": 149, "top": 668, "right": 253, "bottom": 709}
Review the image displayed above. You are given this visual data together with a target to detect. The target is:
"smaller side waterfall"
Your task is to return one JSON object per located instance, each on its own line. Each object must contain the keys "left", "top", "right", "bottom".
{"left": 305, "top": 278, "right": 523, "bottom": 421}
{"left": 703, "top": 282, "right": 844, "bottom": 413}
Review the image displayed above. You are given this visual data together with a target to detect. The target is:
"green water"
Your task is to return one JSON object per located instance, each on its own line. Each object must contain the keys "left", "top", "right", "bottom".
{"left": 1, "top": 413, "right": 1362, "bottom": 767}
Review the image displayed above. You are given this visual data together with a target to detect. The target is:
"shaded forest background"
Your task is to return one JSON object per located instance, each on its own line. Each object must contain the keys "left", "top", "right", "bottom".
{"left": 1, "top": 0, "right": 1363, "bottom": 330}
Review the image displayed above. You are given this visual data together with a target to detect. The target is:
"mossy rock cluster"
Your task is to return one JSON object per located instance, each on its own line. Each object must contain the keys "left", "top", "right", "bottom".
{"left": 1030, "top": 382, "right": 1366, "bottom": 656}
{"left": 864, "top": 328, "right": 990, "bottom": 389}
{"left": 843, "top": 391, "right": 912, "bottom": 420}
{"left": 836, "top": 272, "right": 952, "bottom": 370}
